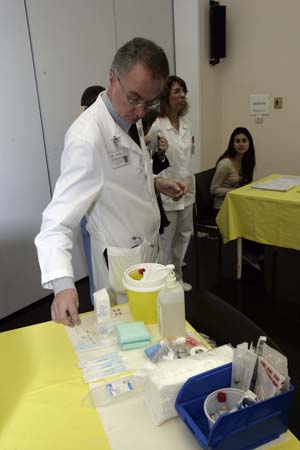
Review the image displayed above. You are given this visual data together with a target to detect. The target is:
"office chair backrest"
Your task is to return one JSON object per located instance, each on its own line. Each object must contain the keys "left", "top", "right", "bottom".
{"left": 194, "top": 168, "right": 216, "bottom": 219}
{"left": 192, "top": 290, "right": 281, "bottom": 352}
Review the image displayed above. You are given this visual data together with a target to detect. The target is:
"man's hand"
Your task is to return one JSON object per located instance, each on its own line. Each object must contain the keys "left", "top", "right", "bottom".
{"left": 51, "top": 288, "right": 80, "bottom": 327}
{"left": 155, "top": 177, "right": 187, "bottom": 200}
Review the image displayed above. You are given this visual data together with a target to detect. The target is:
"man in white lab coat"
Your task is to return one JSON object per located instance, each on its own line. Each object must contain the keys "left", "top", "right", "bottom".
{"left": 35, "top": 37, "right": 187, "bottom": 327}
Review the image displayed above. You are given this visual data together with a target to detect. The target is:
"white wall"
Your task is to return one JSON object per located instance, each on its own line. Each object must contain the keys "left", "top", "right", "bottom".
{"left": 198, "top": 0, "right": 223, "bottom": 170}
{"left": 26, "top": 0, "right": 116, "bottom": 190}
{"left": 173, "top": 0, "right": 223, "bottom": 172}
{"left": 26, "top": 0, "right": 117, "bottom": 281}
{"left": 195, "top": 0, "right": 300, "bottom": 178}
{"left": 1, "top": 0, "right": 175, "bottom": 317}
{"left": 220, "top": 0, "right": 300, "bottom": 179}
{"left": 173, "top": 0, "right": 202, "bottom": 172}
{"left": 0, "top": 1, "right": 51, "bottom": 317}
{"left": 114, "top": 0, "right": 175, "bottom": 74}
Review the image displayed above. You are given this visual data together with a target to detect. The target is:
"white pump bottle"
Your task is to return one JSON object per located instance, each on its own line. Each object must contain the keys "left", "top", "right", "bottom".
{"left": 157, "top": 271, "right": 186, "bottom": 338}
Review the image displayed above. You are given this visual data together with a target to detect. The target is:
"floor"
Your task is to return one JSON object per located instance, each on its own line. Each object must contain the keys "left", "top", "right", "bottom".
{"left": 0, "top": 235, "right": 299, "bottom": 439}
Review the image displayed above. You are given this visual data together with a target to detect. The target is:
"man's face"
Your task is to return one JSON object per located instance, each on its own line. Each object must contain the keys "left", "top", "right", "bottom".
{"left": 108, "top": 64, "right": 164, "bottom": 124}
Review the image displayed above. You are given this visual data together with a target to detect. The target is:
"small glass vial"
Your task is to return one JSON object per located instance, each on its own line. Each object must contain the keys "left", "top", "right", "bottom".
{"left": 216, "top": 391, "right": 228, "bottom": 417}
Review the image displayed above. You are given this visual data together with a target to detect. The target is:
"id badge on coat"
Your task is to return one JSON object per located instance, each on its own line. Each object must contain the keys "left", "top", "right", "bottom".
{"left": 111, "top": 149, "right": 129, "bottom": 168}
{"left": 110, "top": 135, "right": 129, "bottom": 168}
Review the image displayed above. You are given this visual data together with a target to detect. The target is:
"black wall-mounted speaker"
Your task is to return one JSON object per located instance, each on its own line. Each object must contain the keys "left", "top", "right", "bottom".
{"left": 210, "top": 5, "right": 226, "bottom": 59}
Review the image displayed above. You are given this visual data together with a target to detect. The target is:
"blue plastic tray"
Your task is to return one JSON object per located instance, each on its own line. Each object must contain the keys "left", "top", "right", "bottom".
{"left": 175, "top": 363, "right": 294, "bottom": 450}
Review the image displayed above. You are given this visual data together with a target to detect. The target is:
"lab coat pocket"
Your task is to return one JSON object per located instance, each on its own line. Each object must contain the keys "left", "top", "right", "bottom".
{"left": 107, "top": 241, "right": 157, "bottom": 294}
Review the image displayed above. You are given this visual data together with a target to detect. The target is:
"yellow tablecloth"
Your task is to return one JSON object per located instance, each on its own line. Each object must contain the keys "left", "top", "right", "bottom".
{"left": 1, "top": 314, "right": 299, "bottom": 450}
{"left": 0, "top": 320, "right": 110, "bottom": 450}
{"left": 216, "top": 174, "right": 300, "bottom": 249}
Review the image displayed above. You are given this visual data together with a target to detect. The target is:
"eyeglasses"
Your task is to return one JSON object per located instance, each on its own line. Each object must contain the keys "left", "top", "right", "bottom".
{"left": 170, "top": 87, "right": 188, "bottom": 96}
{"left": 117, "top": 75, "right": 160, "bottom": 110}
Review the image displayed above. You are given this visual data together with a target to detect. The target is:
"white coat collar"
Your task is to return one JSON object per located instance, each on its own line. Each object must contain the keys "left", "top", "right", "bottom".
{"left": 162, "top": 115, "right": 189, "bottom": 132}
{"left": 101, "top": 91, "right": 130, "bottom": 133}
{"left": 94, "top": 95, "right": 145, "bottom": 153}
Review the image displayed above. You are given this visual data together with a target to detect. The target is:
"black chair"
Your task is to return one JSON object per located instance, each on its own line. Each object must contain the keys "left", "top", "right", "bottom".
{"left": 191, "top": 290, "right": 300, "bottom": 434}
{"left": 191, "top": 290, "right": 281, "bottom": 351}
{"left": 193, "top": 168, "right": 223, "bottom": 287}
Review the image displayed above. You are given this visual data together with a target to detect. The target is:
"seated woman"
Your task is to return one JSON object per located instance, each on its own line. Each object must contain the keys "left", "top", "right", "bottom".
{"left": 210, "top": 127, "right": 255, "bottom": 211}
{"left": 210, "top": 127, "right": 263, "bottom": 270}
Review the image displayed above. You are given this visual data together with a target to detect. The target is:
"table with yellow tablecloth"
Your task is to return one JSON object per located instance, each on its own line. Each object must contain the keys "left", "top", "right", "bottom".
{"left": 216, "top": 174, "right": 300, "bottom": 279}
{"left": 1, "top": 308, "right": 299, "bottom": 450}
{"left": 0, "top": 319, "right": 110, "bottom": 450}
{"left": 216, "top": 174, "right": 300, "bottom": 249}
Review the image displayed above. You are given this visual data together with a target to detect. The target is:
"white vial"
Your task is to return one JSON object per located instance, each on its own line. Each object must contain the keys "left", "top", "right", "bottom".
{"left": 94, "top": 288, "right": 110, "bottom": 335}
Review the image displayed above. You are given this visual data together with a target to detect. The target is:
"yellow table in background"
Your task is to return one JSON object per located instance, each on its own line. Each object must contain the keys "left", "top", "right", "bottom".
{"left": 1, "top": 314, "right": 299, "bottom": 450}
{"left": 216, "top": 174, "right": 300, "bottom": 278}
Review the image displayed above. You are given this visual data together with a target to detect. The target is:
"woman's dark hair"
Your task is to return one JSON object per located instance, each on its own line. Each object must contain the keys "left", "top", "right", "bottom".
{"left": 217, "top": 127, "right": 256, "bottom": 184}
{"left": 159, "top": 75, "right": 189, "bottom": 117}
{"left": 80, "top": 85, "right": 105, "bottom": 108}
{"left": 142, "top": 109, "right": 160, "bottom": 135}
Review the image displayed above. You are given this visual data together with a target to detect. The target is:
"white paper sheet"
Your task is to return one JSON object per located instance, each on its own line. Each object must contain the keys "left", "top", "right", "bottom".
{"left": 95, "top": 391, "right": 290, "bottom": 450}
{"left": 252, "top": 176, "right": 300, "bottom": 192}
{"left": 96, "top": 394, "right": 200, "bottom": 450}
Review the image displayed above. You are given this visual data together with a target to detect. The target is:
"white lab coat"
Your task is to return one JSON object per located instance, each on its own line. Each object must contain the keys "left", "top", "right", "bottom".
{"left": 147, "top": 115, "right": 195, "bottom": 280}
{"left": 35, "top": 94, "right": 160, "bottom": 293}
{"left": 147, "top": 116, "right": 195, "bottom": 211}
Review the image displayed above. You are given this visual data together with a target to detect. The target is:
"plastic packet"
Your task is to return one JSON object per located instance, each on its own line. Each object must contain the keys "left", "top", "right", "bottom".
{"left": 94, "top": 288, "right": 115, "bottom": 342}
{"left": 231, "top": 344, "right": 257, "bottom": 391}
{"left": 80, "top": 352, "right": 128, "bottom": 383}
{"left": 254, "top": 356, "right": 280, "bottom": 400}
{"left": 254, "top": 355, "right": 287, "bottom": 400}
{"left": 75, "top": 324, "right": 98, "bottom": 344}
{"left": 232, "top": 389, "right": 257, "bottom": 411}
{"left": 256, "top": 336, "right": 267, "bottom": 356}
{"left": 261, "top": 342, "right": 289, "bottom": 377}
{"left": 262, "top": 342, "right": 290, "bottom": 391}
{"left": 82, "top": 373, "right": 146, "bottom": 407}
{"left": 144, "top": 336, "right": 203, "bottom": 363}
{"left": 194, "top": 331, "right": 217, "bottom": 349}
{"left": 94, "top": 288, "right": 110, "bottom": 329}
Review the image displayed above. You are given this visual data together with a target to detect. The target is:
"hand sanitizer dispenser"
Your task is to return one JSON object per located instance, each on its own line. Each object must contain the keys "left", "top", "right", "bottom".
{"left": 158, "top": 271, "right": 186, "bottom": 338}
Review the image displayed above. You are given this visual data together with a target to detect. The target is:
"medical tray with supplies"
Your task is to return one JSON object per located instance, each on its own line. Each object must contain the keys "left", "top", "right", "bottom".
{"left": 175, "top": 363, "right": 294, "bottom": 450}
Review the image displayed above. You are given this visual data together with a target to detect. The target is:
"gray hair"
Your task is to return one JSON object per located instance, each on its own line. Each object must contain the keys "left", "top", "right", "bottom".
{"left": 111, "top": 37, "right": 169, "bottom": 80}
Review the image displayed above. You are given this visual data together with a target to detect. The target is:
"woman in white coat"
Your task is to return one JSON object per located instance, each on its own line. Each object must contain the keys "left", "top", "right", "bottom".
{"left": 147, "top": 76, "right": 195, "bottom": 291}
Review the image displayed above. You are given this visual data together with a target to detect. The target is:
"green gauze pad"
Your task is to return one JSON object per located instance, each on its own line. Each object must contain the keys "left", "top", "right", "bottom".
{"left": 114, "top": 321, "right": 151, "bottom": 344}
{"left": 121, "top": 340, "right": 151, "bottom": 350}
